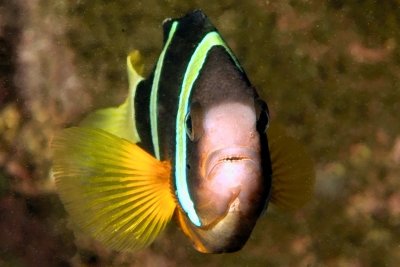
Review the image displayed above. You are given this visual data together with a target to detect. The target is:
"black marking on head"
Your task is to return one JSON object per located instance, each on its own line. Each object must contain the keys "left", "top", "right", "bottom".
{"left": 256, "top": 99, "right": 270, "bottom": 133}
{"left": 190, "top": 46, "right": 253, "bottom": 107}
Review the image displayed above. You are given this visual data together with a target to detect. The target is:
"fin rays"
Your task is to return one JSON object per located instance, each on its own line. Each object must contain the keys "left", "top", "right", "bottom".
{"left": 52, "top": 127, "right": 176, "bottom": 251}
{"left": 268, "top": 124, "right": 315, "bottom": 210}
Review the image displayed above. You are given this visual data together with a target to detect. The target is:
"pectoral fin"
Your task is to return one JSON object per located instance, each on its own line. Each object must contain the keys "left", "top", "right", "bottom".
{"left": 52, "top": 127, "right": 176, "bottom": 251}
{"left": 267, "top": 123, "right": 315, "bottom": 210}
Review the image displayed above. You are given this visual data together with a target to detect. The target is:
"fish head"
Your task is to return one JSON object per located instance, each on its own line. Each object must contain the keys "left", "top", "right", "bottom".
{"left": 180, "top": 95, "right": 271, "bottom": 252}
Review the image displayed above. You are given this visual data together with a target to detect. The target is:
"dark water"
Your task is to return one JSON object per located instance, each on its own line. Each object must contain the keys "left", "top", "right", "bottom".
{"left": 1, "top": 0, "right": 399, "bottom": 266}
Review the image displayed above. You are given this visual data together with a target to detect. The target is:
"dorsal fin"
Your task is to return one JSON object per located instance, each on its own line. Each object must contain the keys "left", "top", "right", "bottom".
{"left": 267, "top": 123, "right": 315, "bottom": 210}
{"left": 79, "top": 50, "right": 144, "bottom": 143}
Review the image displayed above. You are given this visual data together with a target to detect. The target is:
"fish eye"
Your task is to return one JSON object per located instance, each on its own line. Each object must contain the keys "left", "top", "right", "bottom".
{"left": 256, "top": 100, "right": 270, "bottom": 133}
{"left": 185, "top": 112, "right": 195, "bottom": 140}
{"left": 259, "top": 109, "right": 269, "bottom": 132}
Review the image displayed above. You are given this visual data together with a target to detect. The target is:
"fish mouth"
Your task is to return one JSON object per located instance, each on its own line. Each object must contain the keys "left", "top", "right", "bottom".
{"left": 205, "top": 147, "right": 260, "bottom": 179}
{"left": 194, "top": 147, "right": 262, "bottom": 227}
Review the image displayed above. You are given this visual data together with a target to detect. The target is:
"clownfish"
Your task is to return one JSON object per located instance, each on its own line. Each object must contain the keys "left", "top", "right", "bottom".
{"left": 52, "top": 10, "right": 314, "bottom": 253}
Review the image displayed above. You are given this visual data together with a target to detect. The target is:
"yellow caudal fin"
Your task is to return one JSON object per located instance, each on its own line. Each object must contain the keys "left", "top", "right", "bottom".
{"left": 267, "top": 123, "right": 315, "bottom": 210}
{"left": 80, "top": 50, "right": 144, "bottom": 143}
{"left": 52, "top": 127, "right": 176, "bottom": 251}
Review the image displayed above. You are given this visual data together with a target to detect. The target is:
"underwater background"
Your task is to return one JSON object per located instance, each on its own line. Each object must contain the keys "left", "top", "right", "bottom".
{"left": 1, "top": 0, "right": 399, "bottom": 266}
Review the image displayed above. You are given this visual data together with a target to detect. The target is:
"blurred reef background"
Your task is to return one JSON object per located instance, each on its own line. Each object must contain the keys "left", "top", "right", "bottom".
{"left": 1, "top": 0, "right": 400, "bottom": 266}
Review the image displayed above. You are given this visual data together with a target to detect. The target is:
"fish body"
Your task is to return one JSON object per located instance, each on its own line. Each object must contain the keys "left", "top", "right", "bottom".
{"left": 135, "top": 11, "right": 271, "bottom": 252}
{"left": 52, "top": 10, "right": 314, "bottom": 254}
